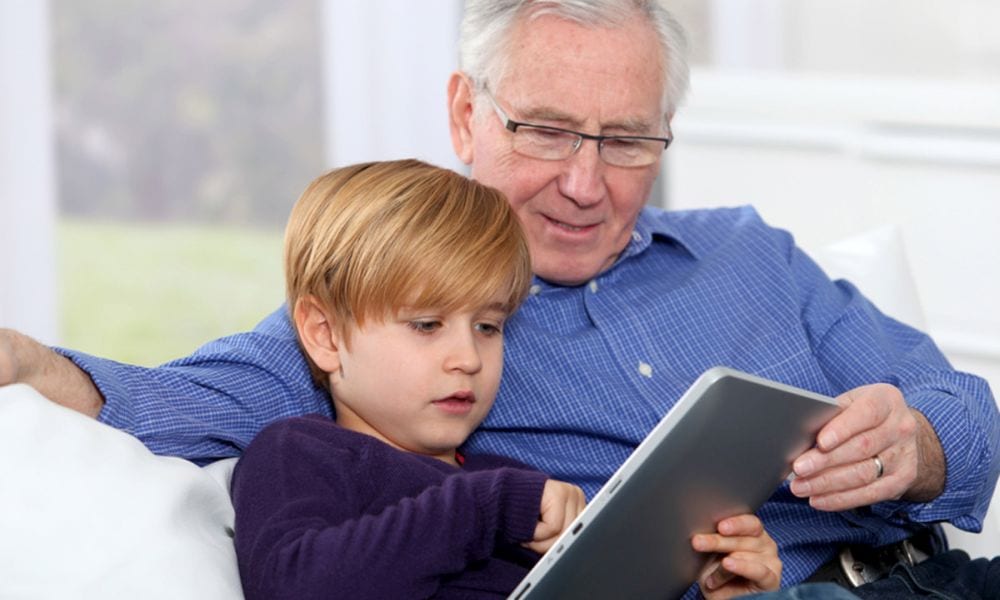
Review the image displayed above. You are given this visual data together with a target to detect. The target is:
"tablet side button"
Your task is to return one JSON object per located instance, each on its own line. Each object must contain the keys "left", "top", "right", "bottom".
{"left": 513, "top": 583, "right": 531, "bottom": 600}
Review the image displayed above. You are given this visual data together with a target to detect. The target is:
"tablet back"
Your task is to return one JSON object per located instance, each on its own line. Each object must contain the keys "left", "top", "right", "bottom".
{"left": 509, "top": 366, "right": 840, "bottom": 600}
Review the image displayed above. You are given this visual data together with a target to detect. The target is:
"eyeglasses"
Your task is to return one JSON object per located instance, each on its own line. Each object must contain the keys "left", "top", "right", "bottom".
{"left": 483, "top": 88, "right": 671, "bottom": 168}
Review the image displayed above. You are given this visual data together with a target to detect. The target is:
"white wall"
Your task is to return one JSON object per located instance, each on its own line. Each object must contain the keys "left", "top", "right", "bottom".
{"left": 0, "top": 0, "right": 58, "bottom": 345}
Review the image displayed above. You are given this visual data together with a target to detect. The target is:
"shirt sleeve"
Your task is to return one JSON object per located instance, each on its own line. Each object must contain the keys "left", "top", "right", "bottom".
{"left": 53, "top": 306, "right": 331, "bottom": 464}
{"left": 787, "top": 235, "right": 1000, "bottom": 532}
{"left": 231, "top": 420, "right": 548, "bottom": 600}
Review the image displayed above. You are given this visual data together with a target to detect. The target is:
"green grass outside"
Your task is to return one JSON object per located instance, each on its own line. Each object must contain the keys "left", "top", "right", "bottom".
{"left": 58, "top": 218, "right": 285, "bottom": 366}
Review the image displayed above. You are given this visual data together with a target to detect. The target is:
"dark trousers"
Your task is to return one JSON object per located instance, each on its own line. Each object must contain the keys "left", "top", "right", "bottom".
{"left": 748, "top": 550, "right": 1000, "bottom": 600}
{"left": 852, "top": 549, "right": 1000, "bottom": 600}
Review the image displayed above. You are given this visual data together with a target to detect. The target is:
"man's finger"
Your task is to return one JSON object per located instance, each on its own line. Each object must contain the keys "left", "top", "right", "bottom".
{"left": 815, "top": 385, "right": 898, "bottom": 451}
{"left": 793, "top": 438, "right": 901, "bottom": 493}
{"left": 806, "top": 477, "right": 906, "bottom": 511}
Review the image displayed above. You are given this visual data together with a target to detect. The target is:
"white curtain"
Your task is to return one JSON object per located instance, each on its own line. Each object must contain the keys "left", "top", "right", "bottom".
{"left": 0, "top": 0, "right": 58, "bottom": 344}
{"left": 319, "top": 0, "right": 464, "bottom": 172}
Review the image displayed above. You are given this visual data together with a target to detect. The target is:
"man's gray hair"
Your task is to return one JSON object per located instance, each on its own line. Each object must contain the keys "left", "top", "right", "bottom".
{"left": 459, "top": 0, "right": 690, "bottom": 120}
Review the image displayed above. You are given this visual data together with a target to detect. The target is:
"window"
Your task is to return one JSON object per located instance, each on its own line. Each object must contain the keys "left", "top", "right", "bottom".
{"left": 52, "top": 0, "right": 324, "bottom": 365}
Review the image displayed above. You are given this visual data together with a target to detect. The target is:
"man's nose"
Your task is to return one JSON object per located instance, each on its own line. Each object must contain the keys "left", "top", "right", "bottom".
{"left": 558, "top": 140, "right": 606, "bottom": 208}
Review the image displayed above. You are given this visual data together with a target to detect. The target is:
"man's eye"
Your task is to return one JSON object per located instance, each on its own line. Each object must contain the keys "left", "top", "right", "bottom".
{"left": 603, "top": 137, "right": 642, "bottom": 151}
{"left": 408, "top": 320, "right": 441, "bottom": 334}
{"left": 522, "top": 127, "right": 572, "bottom": 144}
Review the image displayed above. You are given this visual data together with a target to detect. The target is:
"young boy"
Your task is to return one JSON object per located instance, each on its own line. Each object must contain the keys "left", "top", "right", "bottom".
{"left": 230, "top": 159, "right": 782, "bottom": 599}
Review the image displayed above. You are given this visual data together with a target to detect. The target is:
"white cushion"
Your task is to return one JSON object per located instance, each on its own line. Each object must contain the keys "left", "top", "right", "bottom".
{"left": 0, "top": 383, "right": 243, "bottom": 600}
{"left": 812, "top": 224, "right": 926, "bottom": 328}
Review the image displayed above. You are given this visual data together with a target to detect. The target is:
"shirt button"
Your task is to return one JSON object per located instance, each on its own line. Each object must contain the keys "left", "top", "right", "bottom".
{"left": 632, "top": 231, "right": 642, "bottom": 242}
{"left": 529, "top": 284, "right": 542, "bottom": 296}
{"left": 638, "top": 362, "right": 653, "bottom": 378}
{"left": 589, "top": 280, "right": 599, "bottom": 293}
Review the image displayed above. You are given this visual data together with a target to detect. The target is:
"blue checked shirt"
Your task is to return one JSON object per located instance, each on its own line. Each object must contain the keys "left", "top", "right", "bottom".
{"left": 59, "top": 205, "right": 999, "bottom": 592}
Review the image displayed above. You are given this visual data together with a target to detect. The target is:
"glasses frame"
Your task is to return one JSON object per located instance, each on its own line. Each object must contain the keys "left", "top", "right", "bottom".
{"left": 482, "top": 87, "right": 672, "bottom": 167}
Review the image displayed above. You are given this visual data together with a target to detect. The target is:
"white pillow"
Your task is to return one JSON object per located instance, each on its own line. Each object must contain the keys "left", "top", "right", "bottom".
{"left": 0, "top": 384, "right": 243, "bottom": 600}
{"left": 812, "top": 224, "right": 926, "bottom": 329}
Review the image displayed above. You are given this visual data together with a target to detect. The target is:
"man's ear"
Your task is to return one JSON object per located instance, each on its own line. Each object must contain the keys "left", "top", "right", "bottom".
{"left": 293, "top": 296, "right": 342, "bottom": 376}
{"left": 447, "top": 71, "right": 476, "bottom": 165}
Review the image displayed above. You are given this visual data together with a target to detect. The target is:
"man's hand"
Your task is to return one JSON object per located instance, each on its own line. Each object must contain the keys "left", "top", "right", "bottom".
{"left": 523, "top": 479, "right": 586, "bottom": 554}
{"left": 693, "top": 514, "right": 782, "bottom": 599}
{"left": 0, "top": 328, "right": 105, "bottom": 417}
{"left": 790, "top": 383, "right": 946, "bottom": 511}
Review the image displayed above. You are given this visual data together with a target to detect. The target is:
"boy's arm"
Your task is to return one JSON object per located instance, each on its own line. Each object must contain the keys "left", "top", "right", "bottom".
{"left": 232, "top": 424, "right": 548, "bottom": 600}
{"left": 241, "top": 469, "right": 547, "bottom": 599}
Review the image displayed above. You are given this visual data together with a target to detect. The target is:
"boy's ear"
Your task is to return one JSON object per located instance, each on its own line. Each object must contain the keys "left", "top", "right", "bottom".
{"left": 293, "top": 296, "right": 342, "bottom": 376}
{"left": 447, "top": 71, "right": 475, "bottom": 165}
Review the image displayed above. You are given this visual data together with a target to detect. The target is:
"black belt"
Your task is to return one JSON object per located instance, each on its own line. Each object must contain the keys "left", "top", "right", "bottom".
{"left": 807, "top": 525, "right": 948, "bottom": 588}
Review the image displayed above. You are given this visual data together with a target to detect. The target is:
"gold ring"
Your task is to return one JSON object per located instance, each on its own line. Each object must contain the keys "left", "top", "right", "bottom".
{"left": 873, "top": 455, "right": 885, "bottom": 479}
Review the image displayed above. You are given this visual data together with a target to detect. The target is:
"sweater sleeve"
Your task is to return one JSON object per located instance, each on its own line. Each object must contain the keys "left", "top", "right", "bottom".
{"left": 231, "top": 419, "right": 548, "bottom": 600}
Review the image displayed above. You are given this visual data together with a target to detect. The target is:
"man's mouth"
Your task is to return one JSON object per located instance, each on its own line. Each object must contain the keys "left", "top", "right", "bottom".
{"left": 544, "top": 215, "right": 596, "bottom": 233}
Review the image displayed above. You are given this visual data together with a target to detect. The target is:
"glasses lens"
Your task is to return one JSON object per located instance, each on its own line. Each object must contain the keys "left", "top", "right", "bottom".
{"left": 600, "top": 138, "right": 660, "bottom": 167}
{"left": 512, "top": 126, "right": 579, "bottom": 160}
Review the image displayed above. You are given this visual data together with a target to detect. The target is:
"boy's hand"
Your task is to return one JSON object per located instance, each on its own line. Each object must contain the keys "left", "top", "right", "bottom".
{"left": 692, "top": 514, "right": 782, "bottom": 599}
{"left": 523, "top": 479, "right": 586, "bottom": 554}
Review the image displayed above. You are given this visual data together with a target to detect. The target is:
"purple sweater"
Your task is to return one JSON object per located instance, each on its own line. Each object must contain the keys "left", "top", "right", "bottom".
{"left": 231, "top": 415, "right": 549, "bottom": 599}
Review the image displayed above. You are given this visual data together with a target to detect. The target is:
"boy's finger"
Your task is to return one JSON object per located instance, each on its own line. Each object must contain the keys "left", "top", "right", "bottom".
{"left": 721, "top": 554, "right": 781, "bottom": 589}
{"left": 702, "top": 563, "right": 735, "bottom": 591}
{"left": 533, "top": 520, "right": 558, "bottom": 541}
{"left": 716, "top": 514, "right": 763, "bottom": 536}
{"left": 693, "top": 533, "right": 770, "bottom": 554}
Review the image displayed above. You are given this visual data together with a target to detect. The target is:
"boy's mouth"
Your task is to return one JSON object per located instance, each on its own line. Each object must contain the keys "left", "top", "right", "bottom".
{"left": 432, "top": 391, "right": 476, "bottom": 414}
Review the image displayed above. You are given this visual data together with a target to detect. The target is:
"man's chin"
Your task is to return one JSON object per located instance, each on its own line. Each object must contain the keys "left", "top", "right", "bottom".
{"left": 534, "top": 261, "right": 607, "bottom": 287}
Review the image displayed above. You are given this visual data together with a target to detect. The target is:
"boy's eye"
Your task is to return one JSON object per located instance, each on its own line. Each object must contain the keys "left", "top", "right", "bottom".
{"left": 475, "top": 322, "right": 503, "bottom": 336}
{"left": 408, "top": 320, "right": 441, "bottom": 334}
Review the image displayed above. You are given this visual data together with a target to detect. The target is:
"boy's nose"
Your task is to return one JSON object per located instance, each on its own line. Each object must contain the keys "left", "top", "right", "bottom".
{"left": 444, "top": 331, "right": 483, "bottom": 374}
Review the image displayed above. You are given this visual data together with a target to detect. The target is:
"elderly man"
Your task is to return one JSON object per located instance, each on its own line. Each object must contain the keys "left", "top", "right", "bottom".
{"left": 2, "top": 0, "right": 998, "bottom": 596}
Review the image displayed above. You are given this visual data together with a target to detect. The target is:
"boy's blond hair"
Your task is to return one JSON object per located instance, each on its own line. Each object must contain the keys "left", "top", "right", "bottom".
{"left": 284, "top": 159, "right": 532, "bottom": 386}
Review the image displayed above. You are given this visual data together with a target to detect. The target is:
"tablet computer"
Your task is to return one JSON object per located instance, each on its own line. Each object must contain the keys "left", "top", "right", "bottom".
{"left": 508, "top": 366, "right": 840, "bottom": 600}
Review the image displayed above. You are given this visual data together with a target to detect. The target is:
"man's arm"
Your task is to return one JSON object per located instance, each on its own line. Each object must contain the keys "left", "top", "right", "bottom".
{"left": 0, "top": 328, "right": 104, "bottom": 417}
{"left": 2, "top": 308, "right": 332, "bottom": 463}
{"left": 783, "top": 236, "right": 999, "bottom": 525}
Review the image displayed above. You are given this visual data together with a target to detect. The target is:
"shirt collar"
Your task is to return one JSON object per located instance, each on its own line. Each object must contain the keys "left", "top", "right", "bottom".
{"left": 621, "top": 206, "right": 701, "bottom": 261}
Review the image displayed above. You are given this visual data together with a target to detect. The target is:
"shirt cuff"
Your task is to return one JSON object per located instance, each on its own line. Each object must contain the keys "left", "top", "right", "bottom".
{"left": 52, "top": 347, "right": 137, "bottom": 433}
{"left": 872, "top": 388, "right": 993, "bottom": 531}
